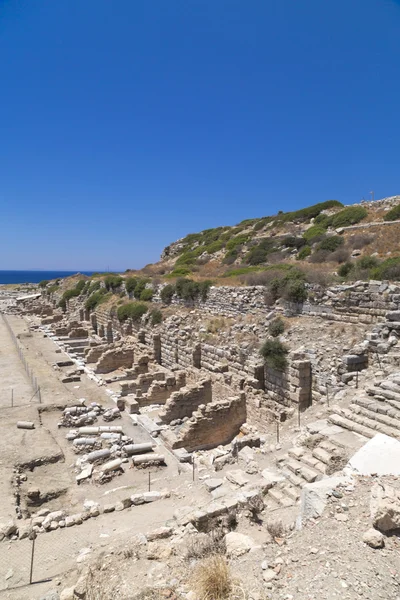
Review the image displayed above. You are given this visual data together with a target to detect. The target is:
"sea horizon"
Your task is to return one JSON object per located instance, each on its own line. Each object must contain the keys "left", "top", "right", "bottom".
{"left": 0, "top": 270, "right": 98, "bottom": 285}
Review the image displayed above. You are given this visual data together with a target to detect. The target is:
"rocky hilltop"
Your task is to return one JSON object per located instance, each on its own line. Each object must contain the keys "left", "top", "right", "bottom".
{"left": 153, "top": 195, "right": 400, "bottom": 282}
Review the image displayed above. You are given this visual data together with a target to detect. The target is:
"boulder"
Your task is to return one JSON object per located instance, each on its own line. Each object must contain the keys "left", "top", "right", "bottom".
{"left": 225, "top": 532, "right": 256, "bottom": 557}
{"left": 60, "top": 588, "right": 75, "bottom": 600}
{"left": 363, "top": 528, "right": 385, "bottom": 549}
{"left": 370, "top": 483, "right": 400, "bottom": 532}
{"left": 301, "top": 476, "right": 350, "bottom": 520}
{"left": 0, "top": 519, "right": 17, "bottom": 540}
{"left": 204, "top": 478, "right": 224, "bottom": 492}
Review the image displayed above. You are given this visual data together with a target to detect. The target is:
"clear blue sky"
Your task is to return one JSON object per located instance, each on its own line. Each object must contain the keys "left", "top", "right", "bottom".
{"left": 1, "top": 0, "right": 400, "bottom": 270}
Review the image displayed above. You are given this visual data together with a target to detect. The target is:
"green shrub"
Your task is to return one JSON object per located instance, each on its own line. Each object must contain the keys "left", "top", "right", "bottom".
{"left": 266, "top": 268, "right": 306, "bottom": 302}
{"left": 260, "top": 339, "right": 288, "bottom": 371}
{"left": 62, "top": 288, "right": 80, "bottom": 302}
{"left": 297, "top": 246, "right": 312, "bottom": 260}
{"left": 253, "top": 217, "right": 272, "bottom": 231}
{"left": 383, "top": 204, "right": 400, "bottom": 222}
{"left": 117, "top": 302, "right": 148, "bottom": 322}
{"left": 314, "top": 213, "right": 330, "bottom": 227}
{"left": 175, "top": 251, "right": 198, "bottom": 266}
{"left": 104, "top": 275, "right": 123, "bottom": 291}
{"left": 245, "top": 239, "right": 276, "bottom": 265}
{"left": 133, "top": 278, "right": 149, "bottom": 299}
{"left": 246, "top": 246, "right": 269, "bottom": 265}
{"left": 275, "top": 200, "right": 343, "bottom": 224}
{"left": 317, "top": 236, "right": 344, "bottom": 252}
{"left": 167, "top": 267, "right": 192, "bottom": 277}
{"left": 329, "top": 206, "right": 367, "bottom": 228}
{"left": 85, "top": 288, "right": 108, "bottom": 311}
{"left": 39, "top": 280, "right": 49, "bottom": 288}
{"left": 125, "top": 277, "right": 137, "bottom": 295}
{"left": 175, "top": 278, "right": 200, "bottom": 301}
{"left": 284, "top": 280, "right": 308, "bottom": 303}
{"left": 338, "top": 262, "right": 354, "bottom": 277}
{"left": 205, "top": 241, "right": 224, "bottom": 254}
{"left": 222, "top": 249, "right": 238, "bottom": 265}
{"left": 46, "top": 284, "right": 59, "bottom": 295}
{"left": 140, "top": 288, "right": 153, "bottom": 302}
{"left": 58, "top": 298, "right": 67, "bottom": 311}
{"left": 160, "top": 284, "right": 175, "bottom": 304}
{"left": 371, "top": 256, "right": 400, "bottom": 281}
{"left": 199, "top": 280, "right": 213, "bottom": 301}
{"left": 268, "top": 318, "right": 285, "bottom": 337}
{"left": 303, "top": 226, "right": 326, "bottom": 243}
{"left": 282, "top": 236, "right": 306, "bottom": 249}
{"left": 226, "top": 234, "right": 249, "bottom": 252}
{"left": 74, "top": 279, "right": 86, "bottom": 294}
{"left": 150, "top": 308, "right": 162, "bottom": 326}
{"left": 88, "top": 280, "right": 101, "bottom": 294}
{"left": 181, "top": 232, "right": 202, "bottom": 246}
{"left": 357, "top": 256, "right": 379, "bottom": 269}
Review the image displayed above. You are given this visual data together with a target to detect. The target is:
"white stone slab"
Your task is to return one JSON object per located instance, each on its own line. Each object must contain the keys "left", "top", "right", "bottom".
{"left": 346, "top": 433, "right": 400, "bottom": 476}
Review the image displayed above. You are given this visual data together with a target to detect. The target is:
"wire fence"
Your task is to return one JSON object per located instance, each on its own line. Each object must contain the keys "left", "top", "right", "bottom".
{"left": 1, "top": 313, "right": 41, "bottom": 407}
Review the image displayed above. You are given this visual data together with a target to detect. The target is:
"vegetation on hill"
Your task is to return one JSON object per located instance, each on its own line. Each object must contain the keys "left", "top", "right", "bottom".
{"left": 47, "top": 198, "right": 400, "bottom": 315}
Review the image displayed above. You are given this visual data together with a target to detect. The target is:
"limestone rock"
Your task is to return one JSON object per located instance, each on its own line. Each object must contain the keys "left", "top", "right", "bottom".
{"left": 363, "top": 528, "right": 385, "bottom": 549}
{"left": 263, "top": 568, "right": 277, "bottom": 583}
{"left": 225, "top": 532, "right": 255, "bottom": 557}
{"left": 60, "top": 588, "right": 75, "bottom": 600}
{"left": 146, "top": 542, "right": 173, "bottom": 560}
{"left": 226, "top": 470, "right": 249, "bottom": 487}
{"left": 73, "top": 574, "right": 87, "bottom": 599}
{"left": 0, "top": 519, "right": 17, "bottom": 540}
{"left": 370, "top": 483, "right": 400, "bottom": 532}
{"left": 204, "top": 478, "right": 223, "bottom": 492}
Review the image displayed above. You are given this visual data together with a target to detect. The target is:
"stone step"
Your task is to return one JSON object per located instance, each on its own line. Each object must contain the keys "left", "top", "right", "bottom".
{"left": 268, "top": 487, "right": 294, "bottom": 507}
{"left": 312, "top": 447, "right": 332, "bottom": 466}
{"left": 328, "top": 413, "right": 375, "bottom": 439}
{"left": 353, "top": 397, "right": 400, "bottom": 421}
{"left": 337, "top": 407, "right": 400, "bottom": 439}
{"left": 367, "top": 386, "right": 400, "bottom": 404}
{"left": 301, "top": 452, "right": 326, "bottom": 474}
{"left": 381, "top": 380, "right": 400, "bottom": 395}
{"left": 281, "top": 469, "right": 304, "bottom": 488}
{"left": 282, "top": 485, "right": 300, "bottom": 502}
{"left": 350, "top": 404, "right": 400, "bottom": 435}
{"left": 285, "top": 458, "right": 320, "bottom": 483}
{"left": 288, "top": 447, "right": 305, "bottom": 461}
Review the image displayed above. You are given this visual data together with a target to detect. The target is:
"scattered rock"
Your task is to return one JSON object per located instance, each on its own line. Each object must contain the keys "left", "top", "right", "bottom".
{"left": 225, "top": 532, "right": 256, "bottom": 557}
{"left": 370, "top": 482, "right": 400, "bottom": 532}
{"left": 363, "top": 528, "right": 385, "bottom": 549}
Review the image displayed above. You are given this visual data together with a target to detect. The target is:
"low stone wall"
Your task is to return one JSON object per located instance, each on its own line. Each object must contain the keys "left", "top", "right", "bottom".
{"left": 120, "top": 370, "right": 165, "bottom": 397}
{"left": 159, "top": 379, "right": 212, "bottom": 424}
{"left": 172, "top": 394, "right": 246, "bottom": 452}
{"left": 95, "top": 347, "right": 134, "bottom": 374}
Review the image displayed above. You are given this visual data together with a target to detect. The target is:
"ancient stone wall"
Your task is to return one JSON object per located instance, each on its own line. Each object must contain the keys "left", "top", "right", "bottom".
{"left": 172, "top": 394, "right": 246, "bottom": 452}
{"left": 159, "top": 379, "right": 212, "bottom": 424}
{"left": 264, "top": 358, "right": 312, "bottom": 410}
{"left": 95, "top": 347, "right": 134, "bottom": 374}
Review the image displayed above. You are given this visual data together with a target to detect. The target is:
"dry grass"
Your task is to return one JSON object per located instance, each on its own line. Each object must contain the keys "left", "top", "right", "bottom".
{"left": 206, "top": 317, "right": 231, "bottom": 333}
{"left": 301, "top": 434, "right": 323, "bottom": 450}
{"left": 266, "top": 518, "right": 285, "bottom": 539}
{"left": 191, "top": 554, "right": 233, "bottom": 600}
{"left": 326, "top": 450, "right": 350, "bottom": 476}
{"left": 185, "top": 530, "right": 226, "bottom": 561}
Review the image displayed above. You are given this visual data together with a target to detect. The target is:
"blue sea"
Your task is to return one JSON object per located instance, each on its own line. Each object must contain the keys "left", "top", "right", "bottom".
{"left": 0, "top": 270, "right": 95, "bottom": 284}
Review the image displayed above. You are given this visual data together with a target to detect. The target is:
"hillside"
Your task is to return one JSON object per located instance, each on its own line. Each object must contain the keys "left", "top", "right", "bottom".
{"left": 34, "top": 195, "right": 400, "bottom": 322}
{"left": 138, "top": 194, "right": 400, "bottom": 285}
